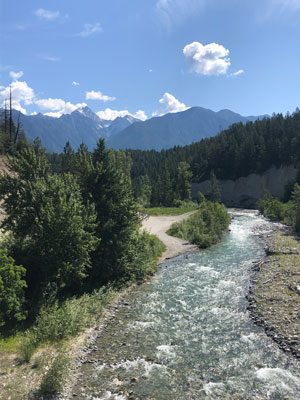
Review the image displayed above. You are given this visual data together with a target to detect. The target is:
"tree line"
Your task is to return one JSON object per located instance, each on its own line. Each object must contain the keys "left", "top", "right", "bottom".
{"left": 0, "top": 138, "right": 164, "bottom": 331}
{"left": 127, "top": 110, "right": 300, "bottom": 206}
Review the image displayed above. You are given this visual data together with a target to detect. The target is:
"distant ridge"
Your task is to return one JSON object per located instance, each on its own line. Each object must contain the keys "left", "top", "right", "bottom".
{"left": 1, "top": 106, "right": 267, "bottom": 153}
{"left": 107, "top": 107, "right": 267, "bottom": 151}
{"left": 4, "top": 106, "right": 138, "bottom": 153}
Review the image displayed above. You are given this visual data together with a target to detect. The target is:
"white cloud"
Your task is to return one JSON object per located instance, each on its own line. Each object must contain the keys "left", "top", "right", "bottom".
{"left": 9, "top": 70, "right": 24, "bottom": 80}
{"left": 183, "top": 41, "right": 231, "bottom": 76}
{"left": 0, "top": 81, "right": 35, "bottom": 114}
{"left": 85, "top": 90, "right": 116, "bottom": 102}
{"left": 153, "top": 92, "right": 188, "bottom": 116}
{"left": 76, "top": 23, "right": 102, "bottom": 38}
{"left": 34, "top": 8, "right": 60, "bottom": 21}
{"left": 231, "top": 69, "right": 245, "bottom": 76}
{"left": 96, "top": 108, "right": 147, "bottom": 121}
{"left": 156, "top": 0, "right": 205, "bottom": 28}
{"left": 40, "top": 54, "right": 61, "bottom": 62}
{"left": 72, "top": 81, "right": 80, "bottom": 86}
{"left": 35, "top": 98, "right": 87, "bottom": 117}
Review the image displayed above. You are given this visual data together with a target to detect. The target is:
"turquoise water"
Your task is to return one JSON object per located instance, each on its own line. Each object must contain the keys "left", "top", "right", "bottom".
{"left": 72, "top": 211, "right": 300, "bottom": 399}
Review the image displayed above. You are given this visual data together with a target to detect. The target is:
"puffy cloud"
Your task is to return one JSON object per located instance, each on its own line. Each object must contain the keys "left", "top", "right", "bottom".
{"left": 76, "top": 23, "right": 102, "bottom": 37}
{"left": 72, "top": 81, "right": 80, "bottom": 86}
{"left": 96, "top": 108, "right": 147, "bottom": 121}
{"left": 231, "top": 69, "right": 245, "bottom": 77}
{"left": 153, "top": 92, "right": 188, "bottom": 116}
{"left": 0, "top": 80, "right": 35, "bottom": 114}
{"left": 35, "top": 98, "right": 87, "bottom": 117}
{"left": 183, "top": 41, "right": 231, "bottom": 76}
{"left": 156, "top": 0, "right": 205, "bottom": 27}
{"left": 34, "top": 8, "right": 60, "bottom": 21}
{"left": 9, "top": 71, "right": 24, "bottom": 80}
{"left": 85, "top": 90, "right": 116, "bottom": 102}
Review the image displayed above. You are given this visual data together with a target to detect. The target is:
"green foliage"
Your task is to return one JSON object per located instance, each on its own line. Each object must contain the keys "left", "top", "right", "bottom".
{"left": 135, "top": 175, "right": 152, "bottom": 207}
{"left": 257, "top": 193, "right": 287, "bottom": 221}
{"left": 0, "top": 249, "right": 27, "bottom": 329}
{"left": 79, "top": 139, "right": 139, "bottom": 284}
{"left": 20, "top": 287, "right": 115, "bottom": 361}
{"left": 258, "top": 191, "right": 298, "bottom": 228}
{"left": 39, "top": 352, "right": 70, "bottom": 396}
{"left": 142, "top": 201, "right": 198, "bottom": 216}
{"left": 124, "top": 232, "right": 166, "bottom": 281}
{"left": 176, "top": 161, "right": 192, "bottom": 201}
{"left": 168, "top": 201, "right": 230, "bottom": 248}
{"left": 292, "top": 183, "right": 300, "bottom": 232}
{"left": 197, "top": 191, "right": 206, "bottom": 204}
{"left": 208, "top": 171, "right": 221, "bottom": 203}
{"left": 0, "top": 144, "right": 98, "bottom": 297}
{"left": 128, "top": 110, "right": 300, "bottom": 206}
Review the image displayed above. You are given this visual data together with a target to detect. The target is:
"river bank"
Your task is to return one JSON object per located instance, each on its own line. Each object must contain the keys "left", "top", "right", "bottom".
{"left": 141, "top": 212, "right": 198, "bottom": 262}
{"left": 65, "top": 211, "right": 300, "bottom": 399}
{"left": 247, "top": 223, "right": 300, "bottom": 360}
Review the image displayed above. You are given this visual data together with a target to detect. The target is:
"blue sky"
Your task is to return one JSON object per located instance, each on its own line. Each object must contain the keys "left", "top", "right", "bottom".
{"left": 0, "top": 0, "right": 300, "bottom": 120}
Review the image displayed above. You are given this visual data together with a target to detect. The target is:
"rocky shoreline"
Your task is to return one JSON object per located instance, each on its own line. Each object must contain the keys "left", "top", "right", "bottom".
{"left": 247, "top": 222, "right": 300, "bottom": 360}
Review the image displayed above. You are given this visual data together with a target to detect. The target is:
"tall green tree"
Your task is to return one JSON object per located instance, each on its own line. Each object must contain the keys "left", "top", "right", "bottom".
{"left": 208, "top": 171, "right": 221, "bottom": 203}
{"left": 292, "top": 183, "right": 300, "bottom": 232}
{"left": 0, "top": 144, "right": 98, "bottom": 297}
{"left": 82, "top": 139, "right": 139, "bottom": 284}
{"left": 176, "top": 161, "right": 192, "bottom": 201}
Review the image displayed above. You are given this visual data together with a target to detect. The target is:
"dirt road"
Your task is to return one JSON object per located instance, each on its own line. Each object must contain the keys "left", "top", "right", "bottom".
{"left": 142, "top": 212, "right": 198, "bottom": 262}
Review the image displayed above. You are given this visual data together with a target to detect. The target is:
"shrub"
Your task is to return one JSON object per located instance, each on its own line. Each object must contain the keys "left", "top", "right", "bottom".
{"left": 20, "top": 287, "right": 115, "bottom": 361}
{"left": 125, "top": 232, "right": 166, "bottom": 281}
{"left": 168, "top": 201, "right": 230, "bottom": 248}
{"left": 0, "top": 249, "right": 27, "bottom": 329}
{"left": 39, "top": 352, "right": 70, "bottom": 396}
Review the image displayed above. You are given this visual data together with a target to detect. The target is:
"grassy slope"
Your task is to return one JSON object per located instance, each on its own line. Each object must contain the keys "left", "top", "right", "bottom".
{"left": 141, "top": 204, "right": 198, "bottom": 216}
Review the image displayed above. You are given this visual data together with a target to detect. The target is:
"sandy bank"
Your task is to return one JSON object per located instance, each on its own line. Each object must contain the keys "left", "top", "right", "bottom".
{"left": 142, "top": 212, "right": 198, "bottom": 262}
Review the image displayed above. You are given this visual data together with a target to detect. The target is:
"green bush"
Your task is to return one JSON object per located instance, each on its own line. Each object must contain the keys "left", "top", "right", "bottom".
{"left": 168, "top": 201, "right": 230, "bottom": 248}
{"left": 39, "top": 352, "right": 70, "bottom": 396}
{"left": 125, "top": 232, "right": 166, "bottom": 281}
{"left": 258, "top": 192, "right": 297, "bottom": 227}
{"left": 20, "top": 287, "right": 115, "bottom": 361}
{"left": 0, "top": 249, "right": 27, "bottom": 329}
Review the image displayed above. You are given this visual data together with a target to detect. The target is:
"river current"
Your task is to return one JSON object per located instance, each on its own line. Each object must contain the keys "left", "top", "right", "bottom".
{"left": 71, "top": 211, "right": 300, "bottom": 399}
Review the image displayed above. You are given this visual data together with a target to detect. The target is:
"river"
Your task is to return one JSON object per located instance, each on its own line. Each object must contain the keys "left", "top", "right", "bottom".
{"left": 70, "top": 210, "right": 300, "bottom": 399}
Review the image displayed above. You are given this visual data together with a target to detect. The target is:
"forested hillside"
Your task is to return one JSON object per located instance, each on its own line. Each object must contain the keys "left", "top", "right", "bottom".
{"left": 127, "top": 110, "right": 300, "bottom": 205}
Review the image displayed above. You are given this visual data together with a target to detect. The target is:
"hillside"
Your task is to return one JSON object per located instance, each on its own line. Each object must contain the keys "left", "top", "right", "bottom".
{"left": 2, "top": 106, "right": 264, "bottom": 153}
{"left": 6, "top": 107, "right": 137, "bottom": 153}
{"left": 107, "top": 107, "right": 265, "bottom": 150}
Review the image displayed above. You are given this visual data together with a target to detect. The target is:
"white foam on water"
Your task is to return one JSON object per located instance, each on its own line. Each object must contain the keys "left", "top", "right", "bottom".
{"left": 203, "top": 381, "right": 225, "bottom": 395}
{"left": 129, "top": 320, "right": 155, "bottom": 330}
{"left": 111, "top": 357, "right": 168, "bottom": 377}
{"left": 256, "top": 367, "right": 300, "bottom": 391}
{"left": 240, "top": 332, "right": 260, "bottom": 344}
{"left": 156, "top": 344, "right": 176, "bottom": 360}
{"left": 195, "top": 265, "right": 220, "bottom": 277}
{"left": 91, "top": 392, "right": 127, "bottom": 400}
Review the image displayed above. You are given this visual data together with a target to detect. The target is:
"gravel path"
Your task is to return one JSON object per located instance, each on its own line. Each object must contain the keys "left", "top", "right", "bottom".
{"left": 142, "top": 212, "right": 198, "bottom": 262}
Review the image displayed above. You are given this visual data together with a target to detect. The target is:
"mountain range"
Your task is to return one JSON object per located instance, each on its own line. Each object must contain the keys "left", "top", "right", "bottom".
{"left": 5, "top": 106, "right": 266, "bottom": 153}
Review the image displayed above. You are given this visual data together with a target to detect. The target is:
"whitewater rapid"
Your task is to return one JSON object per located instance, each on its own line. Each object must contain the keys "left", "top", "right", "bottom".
{"left": 71, "top": 211, "right": 300, "bottom": 399}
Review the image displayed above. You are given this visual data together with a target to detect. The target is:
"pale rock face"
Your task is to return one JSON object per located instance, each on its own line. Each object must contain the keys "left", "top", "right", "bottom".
{"left": 192, "top": 166, "right": 298, "bottom": 208}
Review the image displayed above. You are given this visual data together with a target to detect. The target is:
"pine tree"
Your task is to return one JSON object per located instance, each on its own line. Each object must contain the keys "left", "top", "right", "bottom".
{"left": 176, "top": 161, "right": 192, "bottom": 201}
{"left": 208, "top": 171, "right": 221, "bottom": 203}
